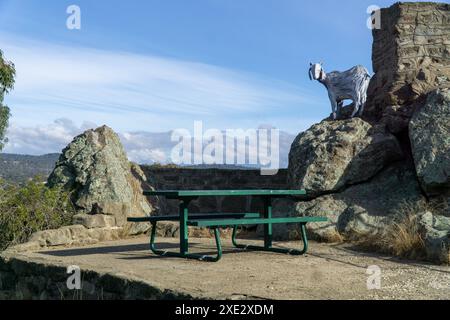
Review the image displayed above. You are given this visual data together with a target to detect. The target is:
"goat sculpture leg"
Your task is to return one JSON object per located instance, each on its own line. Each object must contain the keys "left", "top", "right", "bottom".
{"left": 351, "top": 103, "right": 359, "bottom": 118}
{"left": 337, "top": 101, "right": 343, "bottom": 118}
{"left": 351, "top": 93, "right": 361, "bottom": 118}
{"left": 329, "top": 94, "right": 338, "bottom": 120}
{"left": 359, "top": 95, "right": 367, "bottom": 116}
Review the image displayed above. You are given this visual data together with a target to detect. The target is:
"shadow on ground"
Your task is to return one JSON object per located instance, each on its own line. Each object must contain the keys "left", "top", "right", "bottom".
{"left": 39, "top": 239, "right": 310, "bottom": 261}
{"left": 38, "top": 242, "right": 180, "bottom": 257}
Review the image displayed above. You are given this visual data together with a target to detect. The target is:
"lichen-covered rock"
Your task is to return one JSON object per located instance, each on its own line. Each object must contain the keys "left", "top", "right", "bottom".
{"left": 288, "top": 118, "right": 403, "bottom": 195}
{"left": 410, "top": 89, "right": 450, "bottom": 196}
{"left": 291, "top": 163, "right": 424, "bottom": 242}
{"left": 47, "top": 125, "right": 154, "bottom": 231}
{"left": 419, "top": 212, "right": 450, "bottom": 264}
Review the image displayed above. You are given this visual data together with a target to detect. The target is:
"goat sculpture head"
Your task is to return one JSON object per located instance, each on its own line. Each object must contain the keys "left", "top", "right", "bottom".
{"left": 309, "top": 62, "right": 325, "bottom": 81}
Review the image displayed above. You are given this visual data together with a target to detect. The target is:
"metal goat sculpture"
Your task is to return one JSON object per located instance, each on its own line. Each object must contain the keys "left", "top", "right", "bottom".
{"left": 309, "top": 63, "right": 371, "bottom": 120}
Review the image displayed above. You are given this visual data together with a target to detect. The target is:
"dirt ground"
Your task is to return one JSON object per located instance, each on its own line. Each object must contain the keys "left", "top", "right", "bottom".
{"left": 19, "top": 236, "right": 450, "bottom": 300}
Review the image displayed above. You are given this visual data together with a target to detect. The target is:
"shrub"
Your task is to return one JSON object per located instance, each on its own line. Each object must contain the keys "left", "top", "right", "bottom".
{"left": 381, "top": 208, "right": 425, "bottom": 259}
{"left": 0, "top": 177, "right": 75, "bottom": 250}
{"left": 356, "top": 200, "right": 427, "bottom": 260}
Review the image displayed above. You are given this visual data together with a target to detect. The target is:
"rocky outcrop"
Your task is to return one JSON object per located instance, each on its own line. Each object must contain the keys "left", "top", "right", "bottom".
{"left": 288, "top": 118, "right": 403, "bottom": 196}
{"left": 365, "top": 2, "right": 450, "bottom": 133}
{"left": 286, "top": 3, "right": 450, "bottom": 264}
{"left": 47, "top": 126, "right": 154, "bottom": 231}
{"left": 40, "top": 126, "right": 156, "bottom": 244}
{"left": 410, "top": 89, "right": 450, "bottom": 196}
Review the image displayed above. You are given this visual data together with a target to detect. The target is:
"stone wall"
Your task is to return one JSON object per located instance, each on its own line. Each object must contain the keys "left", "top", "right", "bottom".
{"left": 0, "top": 255, "right": 193, "bottom": 300}
{"left": 366, "top": 2, "right": 450, "bottom": 132}
{"left": 142, "top": 167, "right": 288, "bottom": 214}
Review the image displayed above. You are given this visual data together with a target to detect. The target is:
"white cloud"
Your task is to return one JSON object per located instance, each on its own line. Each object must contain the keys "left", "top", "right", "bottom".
{"left": 3, "top": 119, "right": 95, "bottom": 155}
{"left": 0, "top": 33, "right": 320, "bottom": 133}
{"left": 3, "top": 118, "right": 296, "bottom": 168}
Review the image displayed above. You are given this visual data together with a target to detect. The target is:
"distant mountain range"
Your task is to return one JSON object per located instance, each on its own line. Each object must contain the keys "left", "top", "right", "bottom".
{"left": 0, "top": 153, "right": 60, "bottom": 184}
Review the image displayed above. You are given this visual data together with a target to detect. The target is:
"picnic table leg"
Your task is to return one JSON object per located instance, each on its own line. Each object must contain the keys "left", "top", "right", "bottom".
{"left": 299, "top": 222, "right": 309, "bottom": 254}
{"left": 179, "top": 199, "right": 189, "bottom": 256}
{"left": 149, "top": 221, "right": 222, "bottom": 262}
{"left": 263, "top": 196, "right": 273, "bottom": 249}
{"left": 231, "top": 222, "right": 309, "bottom": 255}
{"left": 150, "top": 221, "right": 178, "bottom": 257}
{"left": 150, "top": 221, "right": 164, "bottom": 255}
{"left": 185, "top": 227, "right": 223, "bottom": 262}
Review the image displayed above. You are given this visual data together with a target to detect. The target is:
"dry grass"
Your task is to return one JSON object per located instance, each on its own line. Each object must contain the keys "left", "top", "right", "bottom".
{"left": 356, "top": 200, "right": 428, "bottom": 260}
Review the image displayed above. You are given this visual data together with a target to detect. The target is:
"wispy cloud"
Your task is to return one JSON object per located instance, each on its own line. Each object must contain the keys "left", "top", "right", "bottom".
{"left": 1, "top": 33, "right": 320, "bottom": 133}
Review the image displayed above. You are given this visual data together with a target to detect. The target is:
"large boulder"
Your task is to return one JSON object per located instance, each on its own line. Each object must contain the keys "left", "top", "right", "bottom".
{"left": 409, "top": 89, "right": 450, "bottom": 196}
{"left": 47, "top": 126, "right": 154, "bottom": 230}
{"left": 290, "top": 163, "right": 424, "bottom": 242}
{"left": 288, "top": 118, "right": 403, "bottom": 196}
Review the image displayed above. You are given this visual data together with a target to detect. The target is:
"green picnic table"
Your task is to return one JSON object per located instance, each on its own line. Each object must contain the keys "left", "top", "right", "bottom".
{"left": 128, "top": 190, "right": 327, "bottom": 262}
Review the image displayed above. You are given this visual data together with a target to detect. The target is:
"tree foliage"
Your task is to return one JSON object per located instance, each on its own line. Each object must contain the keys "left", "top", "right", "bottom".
{"left": 0, "top": 178, "right": 76, "bottom": 251}
{"left": 0, "top": 49, "right": 16, "bottom": 151}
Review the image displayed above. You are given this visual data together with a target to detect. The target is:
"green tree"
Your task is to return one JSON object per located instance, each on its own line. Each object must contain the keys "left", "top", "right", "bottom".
{"left": 0, "top": 50, "right": 16, "bottom": 151}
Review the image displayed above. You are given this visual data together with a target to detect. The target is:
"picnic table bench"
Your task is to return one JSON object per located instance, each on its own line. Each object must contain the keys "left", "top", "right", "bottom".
{"left": 128, "top": 190, "right": 327, "bottom": 262}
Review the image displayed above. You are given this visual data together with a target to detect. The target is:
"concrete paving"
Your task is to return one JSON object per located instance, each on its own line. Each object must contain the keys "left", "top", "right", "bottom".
{"left": 17, "top": 236, "right": 450, "bottom": 299}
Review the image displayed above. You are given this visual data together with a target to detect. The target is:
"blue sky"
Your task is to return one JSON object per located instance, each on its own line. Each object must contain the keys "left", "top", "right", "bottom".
{"left": 0, "top": 0, "right": 430, "bottom": 157}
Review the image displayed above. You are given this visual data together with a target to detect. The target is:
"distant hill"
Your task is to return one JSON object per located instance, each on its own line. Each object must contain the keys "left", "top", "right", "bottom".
{"left": 0, "top": 153, "right": 60, "bottom": 184}
{"left": 0, "top": 145, "right": 292, "bottom": 184}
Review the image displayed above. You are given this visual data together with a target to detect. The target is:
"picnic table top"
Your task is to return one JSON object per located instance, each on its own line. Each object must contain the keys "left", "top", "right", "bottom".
{"left": 143, "top": 190, "right": 307, "bottom": 197}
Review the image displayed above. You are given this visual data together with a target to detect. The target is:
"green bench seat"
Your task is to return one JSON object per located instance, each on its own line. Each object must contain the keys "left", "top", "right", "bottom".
{"left": 184, "top": 216, "right": 328, "bottom": 259}
{"left": 127, "top": 213, "right": 260, "bottom": 223}
{"left": 187, "top": 216, "right": 327, "bottom": 227}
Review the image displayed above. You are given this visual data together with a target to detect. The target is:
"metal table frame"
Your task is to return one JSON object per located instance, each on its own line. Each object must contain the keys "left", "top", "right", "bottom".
{"left": 132, "top": 190, "right": 326, "bottom": 262}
